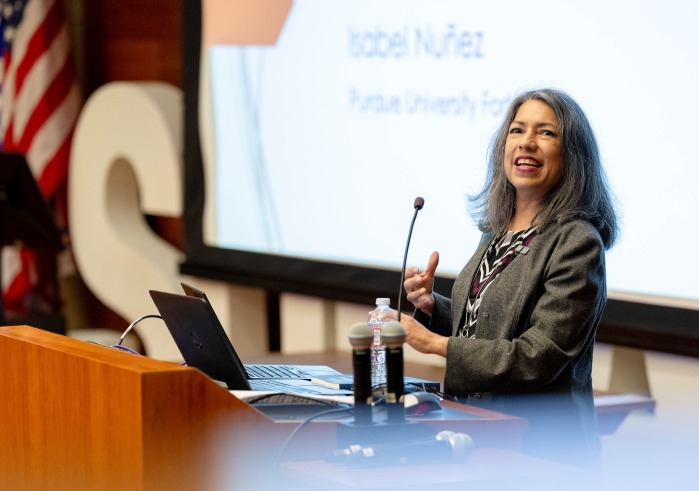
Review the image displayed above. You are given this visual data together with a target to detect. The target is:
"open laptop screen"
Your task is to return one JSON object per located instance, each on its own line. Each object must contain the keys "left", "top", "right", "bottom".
{"left": 149, "top": 290, "right": 251, "bottom": 390}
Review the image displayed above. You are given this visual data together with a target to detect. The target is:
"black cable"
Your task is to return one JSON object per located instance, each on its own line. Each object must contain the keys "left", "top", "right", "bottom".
{"left": 109, "top": 344, "right": 142, "bottom": 355}
{"left": 272, "top": 406, "right": 353, "bottom": 476}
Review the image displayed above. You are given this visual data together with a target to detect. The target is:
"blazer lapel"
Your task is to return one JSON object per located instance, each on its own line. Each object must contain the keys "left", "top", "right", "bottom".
{"left": 451, "top": 232, "right": 495, "bottom": 335}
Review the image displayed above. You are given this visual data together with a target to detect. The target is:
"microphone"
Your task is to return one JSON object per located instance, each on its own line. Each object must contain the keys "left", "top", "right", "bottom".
{"left": 348, "top": 322, "right": 374, "bottom": 425}
{"left": 397, "top": 197, "right": 425, "bottom": 321}
{"left": 381, "top": 321, "right": 407, "bottom": 423}
{"left": 328, "top": 430, "right": 473, "bottom": 466}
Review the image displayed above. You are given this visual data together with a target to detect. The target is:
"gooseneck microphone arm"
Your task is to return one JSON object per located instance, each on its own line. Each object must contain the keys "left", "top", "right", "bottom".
{"left": 397, "top": 197, "right": 424, "bottom": 321}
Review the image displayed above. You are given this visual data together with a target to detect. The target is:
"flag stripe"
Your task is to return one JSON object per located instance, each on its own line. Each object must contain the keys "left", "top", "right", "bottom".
{"left": 4, "top": 251, "right": 35, "bottom": 309}
{"left": 16, "top": 47, "right": 73, "bottom": 153}
{"left": 13, "top": 24, "right": 70, "bottom": 147}
{"left": 27, "top": 82, "right": 80, "bottom": 184}
{"left": 9, "top": 6, "right": 67, "bottom": 152}
{"left": 0, "top": 0, "right": 52, "bottom": 136}
{"left": 1, "top": 249, "right": 22, "bottom": 288}
{"left": 37, "top": 125, "right": 74, "bottom": 198}
{"left": 0, "top": 50, "right": 16, "bottom": 138}
{"left": 14, "top": 0, "right": 61, "bottom": 96}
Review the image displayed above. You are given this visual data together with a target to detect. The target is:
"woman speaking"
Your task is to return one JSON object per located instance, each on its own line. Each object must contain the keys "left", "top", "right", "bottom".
{"left": 402, "top": 88, "right": 619, "bottom": 465}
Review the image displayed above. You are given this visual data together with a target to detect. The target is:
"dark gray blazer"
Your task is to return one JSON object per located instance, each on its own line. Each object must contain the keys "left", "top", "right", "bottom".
{"left": 415, "top": 219, "right": 606, "bottom": 463}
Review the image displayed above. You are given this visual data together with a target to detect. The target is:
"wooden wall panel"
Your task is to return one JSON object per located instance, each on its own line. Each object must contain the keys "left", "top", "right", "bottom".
{"left": 83, "top": 0, "right": 182, "bottom": 95}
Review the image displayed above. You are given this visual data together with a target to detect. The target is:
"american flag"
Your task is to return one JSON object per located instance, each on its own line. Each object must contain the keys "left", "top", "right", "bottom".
{"left": 1, "top": 0, "right": 80, "bottom": 316}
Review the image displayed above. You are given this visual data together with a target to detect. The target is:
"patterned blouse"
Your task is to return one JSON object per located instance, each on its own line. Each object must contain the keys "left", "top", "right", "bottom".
{"left": 458, "top": 226, "right": 539, "bottom": 338}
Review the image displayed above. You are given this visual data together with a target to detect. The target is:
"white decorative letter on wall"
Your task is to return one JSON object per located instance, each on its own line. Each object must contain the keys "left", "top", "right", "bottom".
{"left": 69, "top": 82, "right": 183, "bottom": 360}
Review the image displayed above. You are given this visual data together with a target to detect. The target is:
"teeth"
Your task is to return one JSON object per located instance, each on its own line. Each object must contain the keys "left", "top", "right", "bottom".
{"left": 516, "top": 158, "right": 540, "bottom": 166}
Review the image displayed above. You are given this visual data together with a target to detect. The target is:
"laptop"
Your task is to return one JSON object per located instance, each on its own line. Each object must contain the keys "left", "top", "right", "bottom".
{"left": 179, "top": 282, "right": 348, "bottom": 380}
{"left": 178, "top": 282, "right": 441, "bottom": 394}
{"left": 149, "top": 288, "right": 351, "bottom": 395}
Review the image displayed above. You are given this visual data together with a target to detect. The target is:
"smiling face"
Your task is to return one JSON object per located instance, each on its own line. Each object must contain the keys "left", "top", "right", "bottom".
{"left": 504, "top": 99, "right": 563, "bottom": 203}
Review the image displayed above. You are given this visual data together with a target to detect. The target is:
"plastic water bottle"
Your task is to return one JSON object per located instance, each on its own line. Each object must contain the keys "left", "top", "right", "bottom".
{"left": 367, "top": 298, "right": 397, "bottom": 389}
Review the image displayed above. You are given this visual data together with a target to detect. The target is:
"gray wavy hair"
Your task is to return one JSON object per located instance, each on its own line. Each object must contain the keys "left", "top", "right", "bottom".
{"left": 469, "top": 88, "right": 619, "bottom": 249}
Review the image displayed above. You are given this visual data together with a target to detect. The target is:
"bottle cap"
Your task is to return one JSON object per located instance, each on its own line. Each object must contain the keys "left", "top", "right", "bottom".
{"left": 375, "top": 298, "right": 391, "bottom": 305}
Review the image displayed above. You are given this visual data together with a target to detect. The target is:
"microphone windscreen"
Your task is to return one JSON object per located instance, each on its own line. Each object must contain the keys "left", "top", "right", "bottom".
{"left": 448, "top": 433, "right": 474, "bottom": 460}
{"left": 348, "top": 322, "right": 373, "bottom": 349}
{"left": 381, "top": 321, "right": 406, "bottom": 348}
{"left": 413, "top": 196, "right": 425, "bottom": 210}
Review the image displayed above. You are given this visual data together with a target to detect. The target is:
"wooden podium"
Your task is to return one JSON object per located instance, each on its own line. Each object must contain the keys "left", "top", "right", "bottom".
{"left": 0, "top": 325, "right": 292, "bottom": 490}
{"left": 0, "top": 326, "right": 529, "bottom": 490}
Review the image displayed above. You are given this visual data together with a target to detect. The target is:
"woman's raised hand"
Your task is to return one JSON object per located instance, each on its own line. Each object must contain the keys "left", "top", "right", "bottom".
{"left": 403, "top": 251, "right": 439, "bottom": 316}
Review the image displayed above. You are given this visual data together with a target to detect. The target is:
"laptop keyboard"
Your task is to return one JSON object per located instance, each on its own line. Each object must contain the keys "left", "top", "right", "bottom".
{"left": 245, "top": 364, "right": 306, "bottom": 379}
{"left": 248, "top": 378, "right": 352, "bottom": 395}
